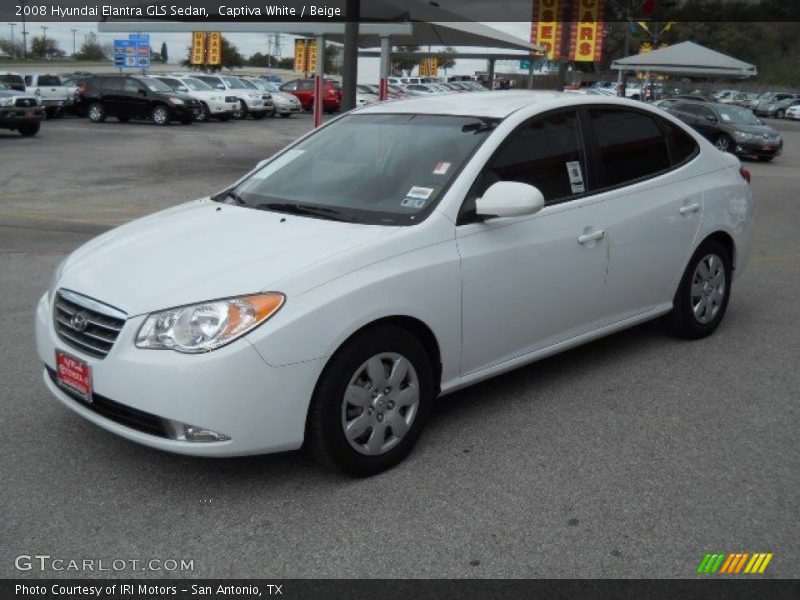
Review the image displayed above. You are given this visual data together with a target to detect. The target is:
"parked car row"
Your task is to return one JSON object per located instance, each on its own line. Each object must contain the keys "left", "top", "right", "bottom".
{"left": 0, "top": 80, "right": 45, "bottom": 136}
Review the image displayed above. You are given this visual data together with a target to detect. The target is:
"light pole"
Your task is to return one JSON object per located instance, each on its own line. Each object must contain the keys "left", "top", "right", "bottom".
{"left": 40, "top": 25, "right": 48, "bottom": 60}
{"left": 7, "top": 23, "right": 15, "bottom": 57}
{"left": 70, "top": 28, "right": 78, "bottom": 57}
{"left": 19, "top": 0, "right": 28, "bottom": 61}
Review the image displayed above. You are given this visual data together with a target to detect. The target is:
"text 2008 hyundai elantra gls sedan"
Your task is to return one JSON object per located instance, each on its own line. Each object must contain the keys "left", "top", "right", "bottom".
{"left": 36, "top": 92, "right": 755, "bottom": 475}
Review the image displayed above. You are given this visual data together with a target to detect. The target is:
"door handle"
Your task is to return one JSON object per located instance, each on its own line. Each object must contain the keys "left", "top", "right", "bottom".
{"left": 578, "top": 229, "right": 605, "bottom": 244}
{"left": 679, "top": 203, "right": 701, "bottom": 215}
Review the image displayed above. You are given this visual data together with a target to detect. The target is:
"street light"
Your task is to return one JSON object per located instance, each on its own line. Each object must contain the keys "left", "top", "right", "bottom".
{"left": 40, "top": 25, "right": 48, "bottom": 60}
{"left": 7, "top": 23, "right": 15, "bottom": 58}
{"left": 19, "top": 0, "right": 28, "bottom": 61}
{"left": 71, "top": 28, "right": 78, "bottom": 57}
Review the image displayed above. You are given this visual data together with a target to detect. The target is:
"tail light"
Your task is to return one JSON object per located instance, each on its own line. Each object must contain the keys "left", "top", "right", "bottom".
{"left": 740, "top": 167, "right": 751, "bottom": 184}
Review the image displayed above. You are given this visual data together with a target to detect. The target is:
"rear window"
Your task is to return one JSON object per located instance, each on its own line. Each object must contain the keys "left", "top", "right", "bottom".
{"left": 38, "top": 75, "right": 62, "bottom": 86}
{"left": 659, "top": 120, "right": 699, "bottom": 166}
{"left": 588, "top": 108, "right": 671, "bottom": 188}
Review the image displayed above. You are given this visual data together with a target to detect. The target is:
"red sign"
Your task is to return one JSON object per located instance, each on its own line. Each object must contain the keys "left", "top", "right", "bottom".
{"left": 531, "top": 0, "right": 567, "bottom": 61}
{"left": 56, "top": 350, "right": 92, "bottom": 403}
{"left": 568, "top": 0, "right": 607, "bottom": 62}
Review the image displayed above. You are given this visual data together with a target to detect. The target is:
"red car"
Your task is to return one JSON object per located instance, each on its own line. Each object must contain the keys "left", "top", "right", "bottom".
{"left": 280, "top": 78, "right": 341, "bottom": 113}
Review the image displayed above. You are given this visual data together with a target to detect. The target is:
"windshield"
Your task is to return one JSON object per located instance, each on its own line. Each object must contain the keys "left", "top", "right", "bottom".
{"left": 261, "top": 82, "right": 279, "bottom": 92}
{"left": 219, "top": 114, "right": 496, "bottom": 225}
{"left": 140, "top": 78, "right": 172, "bottom": 93}
{"left": 717, "top": 105, "right": 763, "bottom": 125}
{"left": 237, "top": 78, "right": 258, "bottom": 89}
{"left": 222, "top": 76, "right": 245, "bottom": 89}
{"left": 183, "top": 78, "right": 212, "bottom": 91}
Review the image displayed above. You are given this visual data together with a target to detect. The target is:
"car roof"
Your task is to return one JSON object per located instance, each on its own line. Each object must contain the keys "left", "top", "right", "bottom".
{"left": 356, "top": 91, "right": 648, "bottom": 119}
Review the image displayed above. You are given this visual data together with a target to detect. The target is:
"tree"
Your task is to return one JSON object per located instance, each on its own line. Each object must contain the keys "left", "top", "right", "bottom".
{"left": 439, "top": 47, "right": 457, "bottom": 76}
{"left": 0, "top": 37, "right": 24, "bottom": 59}
{"left": 75, "top": 32, "right": 106, "bottom": 61}
{"left": 31, "top": 35, "right": 64, "bottom": 60}
{"left": 392, "top": 45, "right": 420, "bottom": 76}
{"left": 324, "top": 42, "right": 341, "bottom": 74}
{"left": 160, "top": 42, "right": 169, "bottom": 63}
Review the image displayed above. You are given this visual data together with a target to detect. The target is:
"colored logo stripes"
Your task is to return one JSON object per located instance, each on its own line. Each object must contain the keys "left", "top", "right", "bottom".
{"left": 697, "top": 552, "right": 773, "bottom": 574}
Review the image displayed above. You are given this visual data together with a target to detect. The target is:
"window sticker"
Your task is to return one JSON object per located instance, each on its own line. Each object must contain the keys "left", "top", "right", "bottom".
{"left": 566, "top": 160, "right": 585, "bottom": 194}
{"left": 406, "top": 186, "right": 434, "bottom": 200}
{"left": 432, "top": 161, "right": 451, "bottom": 176}
{"left": 401, "top": 197, "right": 427, "bottom": 209}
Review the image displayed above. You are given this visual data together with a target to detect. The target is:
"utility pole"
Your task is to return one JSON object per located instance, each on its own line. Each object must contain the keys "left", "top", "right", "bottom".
{"left": 7, "top": 23, "right": 15, "bottom": 57}
{"left": 19, "top": 0, "right": 28, "bottom": 61}
{"left": 40, "top": 25, "right": 48, "bottom": 60}
{"left": 71, "top": 28, "right": 77, "bottom": 57}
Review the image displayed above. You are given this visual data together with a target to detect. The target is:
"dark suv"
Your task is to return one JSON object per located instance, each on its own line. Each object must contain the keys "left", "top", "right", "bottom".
{"left": 77, "top": 75, "right": 201, "bottom": 125}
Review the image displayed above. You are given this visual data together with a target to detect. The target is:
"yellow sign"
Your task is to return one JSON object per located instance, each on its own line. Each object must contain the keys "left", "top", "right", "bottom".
{"left": 206, "top": 32, "right": 222, "bottom": 66}
{"left": 294, "top": 39, "right": 317, "bottom": 73}
{"left": 569, "top": 0, "right": 606, "bottom": 62}
{"left": 419, "top": 57, "right": 438, "bottom": 77}
{"left": 190, "top": 32, "right": 205, "bottom": 65}
{"left": 531, "top": 0, "right": 565, "bottom": 61}
{"left": 640, "top": 42, "right": 653, "bottom": 54}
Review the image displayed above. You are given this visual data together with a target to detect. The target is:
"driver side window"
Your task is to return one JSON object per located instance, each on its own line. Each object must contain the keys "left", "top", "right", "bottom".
{"left": 124, "top": 79, "right": 145, "bottom": 94}
{"left": 460, "top": 110, "right": 587, "bottom": 223}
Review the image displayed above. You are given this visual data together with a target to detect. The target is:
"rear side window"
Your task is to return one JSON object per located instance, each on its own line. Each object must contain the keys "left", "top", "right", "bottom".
{"left": 158, "top": 77, "right": 180, "bottom": 90}
{"left": 588, "top": 108, "right": 670, "bottom": 188}
{"left": 39, "top": 75, "right": 61, "bottom": 86}
{"left": 660, "top": 119, "right": 699, "bottom": 166}
{"left": 101, "top": 77, "right": 124, "bottom": 91}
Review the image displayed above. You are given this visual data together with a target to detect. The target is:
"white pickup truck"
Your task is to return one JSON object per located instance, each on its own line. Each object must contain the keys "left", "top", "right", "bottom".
{"left": 24, "top": 73, "right": 74, "bottom": 117}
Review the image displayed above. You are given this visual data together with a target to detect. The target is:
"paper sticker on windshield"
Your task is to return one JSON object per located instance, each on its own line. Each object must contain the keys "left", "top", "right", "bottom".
{"left": 406, "top": 186, "right": 434, "bottom": 200}
{"left": 401, "top": 197, "right": 426, "bottom": 209}
{"left": 566, "top": 161, "right": 585, "bottom": 194}
{"left": 433, "top": 161, "right": 451, "bottom": 176}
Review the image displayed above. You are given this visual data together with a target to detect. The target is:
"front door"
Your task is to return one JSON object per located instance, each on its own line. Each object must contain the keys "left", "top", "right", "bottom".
{"left": 457, "top": 110, "right": 609, "bottom": 375}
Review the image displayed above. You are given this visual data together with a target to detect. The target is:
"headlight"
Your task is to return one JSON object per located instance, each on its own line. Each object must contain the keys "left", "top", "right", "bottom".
{"left": 136, "top": 293, "right": 285, "bottom": 353}
{"left": 733, "top": 131, "right": 756, "bottom": 141}
{"left": 169, "top": 97, "right": 184, "bottom": 105}
{"left": 0, "top": 97, "right": 14, "bottom": 107}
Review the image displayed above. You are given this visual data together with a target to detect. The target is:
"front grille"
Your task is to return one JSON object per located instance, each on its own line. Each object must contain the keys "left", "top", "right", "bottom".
{"left": 224, "top": 95, "right": 237, "bottom": 103}
{"left": 46, "top": 367, "right": 170, "bottom": 438}
{"left": 262, "top": 94, "right": 272, "bottom": 100}
{"left": 15, "top": 98, "right": 36, "bottom": 107}
{"left": 54, "top": 290, "right": 126, "bottom": 359}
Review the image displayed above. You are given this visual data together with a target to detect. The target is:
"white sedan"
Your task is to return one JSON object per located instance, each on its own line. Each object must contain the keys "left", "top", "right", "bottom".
{"left": 37, "top": 92, "right": 755, "bottom": 475}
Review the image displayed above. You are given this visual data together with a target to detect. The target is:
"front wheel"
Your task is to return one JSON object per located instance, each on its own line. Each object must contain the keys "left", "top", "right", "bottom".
{"left": 196, "top": 103, "right": 210, "bottom": 122}
{"left": 715, "top": 134, "right": 733, "bottom": 153}
{"left": 776, "top": 109, "right": 785, "bottom": 119}
{"left": 18, "top": 122, "right": 40, "bottom": 137}
{"left": 306, "top": 326, "right": 434, "bottom": 476}
{"left": 151, "top": 105, "right": 170, "bottom": 126}
{"left": 662, "top": 240, "right": 732, "bottom": 339}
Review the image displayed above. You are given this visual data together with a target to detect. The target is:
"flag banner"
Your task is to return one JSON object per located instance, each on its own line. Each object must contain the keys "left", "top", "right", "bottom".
{"left": 206, "top": 31, "right": 221, "bottom": 65}
{"left": 190, "top": 31, "right": 205, "bottom": 65}
{"left": 569, "top": 0, "right": 606, "bottom": 62}
{"left": 531, "top": 0, "right": 567, "bottom": 60}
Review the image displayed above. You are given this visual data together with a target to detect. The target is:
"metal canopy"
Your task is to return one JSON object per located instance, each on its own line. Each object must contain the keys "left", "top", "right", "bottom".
{"left": 612, "top": 41, "right": 757, "bottom": 78}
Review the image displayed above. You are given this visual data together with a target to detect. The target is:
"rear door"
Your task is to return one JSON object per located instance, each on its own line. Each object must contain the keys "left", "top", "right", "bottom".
{"left": 583, "top": 107, "right": 703, "bottom": 320}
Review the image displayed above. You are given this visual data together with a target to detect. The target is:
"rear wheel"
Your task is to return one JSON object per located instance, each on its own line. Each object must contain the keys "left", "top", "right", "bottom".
{"left": 776, "top": 109, "right": 785, "bottom": 119}
{"left": 87, "top": 102, "right": 106, "bottom": 123}
{"left": 662, "top": 240, "right": 732, "bottom": 339}
{"left": 151, "top": 105, "right": 170, "bottom": 126}
{"left": 18, "top": 122, "right": 40, "bottom": 137}
{"left": 196, "top": 102, "right": 210, "bottom": 122}
{"left": 306, "top": 326, "right": 434, "bottom": 476}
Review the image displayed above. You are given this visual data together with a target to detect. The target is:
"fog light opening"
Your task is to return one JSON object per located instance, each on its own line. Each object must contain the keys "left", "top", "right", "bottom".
{"left": 165, "top": 419, "right": 231, "bottom": 442}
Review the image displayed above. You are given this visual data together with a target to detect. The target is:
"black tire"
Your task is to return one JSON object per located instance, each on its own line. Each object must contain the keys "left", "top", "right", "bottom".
{"left": 217, "top": 114, "right": 231, "bottom": 122}
{"left": 238, "top": 102, "right": 249, "bottom": 119}
{"left": 279, "top": 112, "right": 291, "bottom": 119}
{"left": 306, "top": 325, "right": 434, "bottom": 476}
{"left": 252, "top": 111, "right": 267, "bottom": 120}
{"left": 151, "top": 104, "right": 170, "bottom": 126}
{"left": 117, "top": 115, "right": 130, "bottom": 123}
{"left": 18, "top": 122, "right": 40, "bottom": 137}
{"left": 715, "top": 134, "right": 733, "bottom": 153}
{"left": 87, "top": 102, "right": 106, "bottom": 123}
{"left": 776, "top": 109, "right": 785, "bottom": 119}
{"left": 662, "top": 239, "right": 733, "bottom": 340}
{"left": 196, "top": 102, "right": 210, "bottom": 122}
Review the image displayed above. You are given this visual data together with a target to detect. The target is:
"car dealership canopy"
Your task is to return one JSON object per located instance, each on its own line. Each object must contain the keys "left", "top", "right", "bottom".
{"left": 611, "top": 41, "right": 758, "bottom": 79}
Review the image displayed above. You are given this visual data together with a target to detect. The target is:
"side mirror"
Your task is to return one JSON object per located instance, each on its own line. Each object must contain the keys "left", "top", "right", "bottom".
{"left": 475, "top": 181, "right": 545, "bottom": 220}
{"left": 706, "top": 115, "right": 718, "bottom": 123}
{"left": 137, "top": 88, "right": 147, "bottom": 96}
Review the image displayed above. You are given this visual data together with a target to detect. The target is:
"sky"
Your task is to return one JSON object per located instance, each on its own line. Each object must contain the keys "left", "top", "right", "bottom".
{"left": 1, "top": 21, "right": 534, "bottom": 82}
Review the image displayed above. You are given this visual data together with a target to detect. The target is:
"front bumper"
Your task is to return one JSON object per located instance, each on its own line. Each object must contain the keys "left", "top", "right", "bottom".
{"left": 734, "top": 139, "right": 783, "bottom": 158}
{"left": 0, "top": 107, "right": 45, "bottom": 128}
{"left": 35, "top": 292, "right": 323, "bottom": 457}
{"left": 274, "top": 102, "right": 302, "bottom": 115}
{"left": 207, "top": 100, "right": 240, "bottom": 115}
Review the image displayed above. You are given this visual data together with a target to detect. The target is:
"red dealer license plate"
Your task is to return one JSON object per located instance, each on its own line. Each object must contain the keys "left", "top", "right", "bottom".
{"left": 55, "top": 350, "right": 92, "bottom": 404}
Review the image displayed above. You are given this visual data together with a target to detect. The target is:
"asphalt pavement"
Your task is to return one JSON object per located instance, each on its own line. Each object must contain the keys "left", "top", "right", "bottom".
{"left": 1, "top": 112, "right": 798, "bottom": 579}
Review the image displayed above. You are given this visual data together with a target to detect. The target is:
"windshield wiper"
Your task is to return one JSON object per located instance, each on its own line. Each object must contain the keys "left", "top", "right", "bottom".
{"left": 212, "top": 189, "right": 246, "bottom": 205}
{"left": 257, "top": 202, "right": 353, "bottom": 222}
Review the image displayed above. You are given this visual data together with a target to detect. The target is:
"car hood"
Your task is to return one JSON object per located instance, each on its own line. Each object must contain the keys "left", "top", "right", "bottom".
{"left": 58, "top": 200, "right": 394, "bottom": 317}
{"left": 272, "top": 91, "right": 299, "bottom": 103}
{"left": 730, "top": 123, "right": 780, "bottom": 137}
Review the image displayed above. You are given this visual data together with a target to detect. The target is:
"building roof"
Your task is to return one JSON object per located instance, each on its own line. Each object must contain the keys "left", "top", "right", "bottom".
{"left": 612, "top": 41, "right": 757, "bottom": 78}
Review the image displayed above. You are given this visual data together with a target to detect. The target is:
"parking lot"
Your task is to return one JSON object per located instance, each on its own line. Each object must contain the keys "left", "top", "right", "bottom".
{"left": 1, "top": 112, "right": 798, "bottom": 579}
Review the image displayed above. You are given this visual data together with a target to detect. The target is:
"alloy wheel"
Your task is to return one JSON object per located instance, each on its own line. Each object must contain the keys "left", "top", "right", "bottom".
{"left": 691, "top": 253, "right": 726, "bottom": 324}
{"left": 153, "top": 106, "right": 168, "bottom": 125}
{"left": 715, "top": 136, "right": 730, "bottom": 152}
{"left": 341, "top": 353, "right": 420, "bottom": 456}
